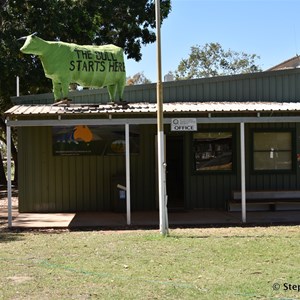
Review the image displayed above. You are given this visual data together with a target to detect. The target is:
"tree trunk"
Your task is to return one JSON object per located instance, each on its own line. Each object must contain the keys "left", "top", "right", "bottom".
{"left": 0, "top": 151, "right": 7, "bottom": 185}
{"left": 0, "top": 117, "right": 18, "bottom": 186}
{"left": 11, "top": 140, "right": 18, "bottom": 186}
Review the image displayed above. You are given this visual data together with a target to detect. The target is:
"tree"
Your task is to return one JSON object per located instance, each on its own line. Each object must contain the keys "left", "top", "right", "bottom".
{"left": 0, "top": 0, "right": 172, "bottom": 185}
{"left": 126, "top": 72, "right": 152, "bottom": 85}
{"left": 174, "top": 42, "right": 262, "bottom": 80}
{"left": 0, "top": 142, "right": 7, "bottom": 185}
{"left": 0, "top": 0, "right": 171, "bottom": 99}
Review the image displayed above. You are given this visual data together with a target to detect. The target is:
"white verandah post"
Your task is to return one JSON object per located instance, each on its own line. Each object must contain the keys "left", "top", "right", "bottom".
{"left": 240, "top": 122, "right": 246, "bottom": 223}
{"left": 125, "top": 123, "right": 131, "bottom": 225}
{"left": 155, "top": 0, "right": 168, "bottom": 235}
{"left": 6, "top": 121, "right": 12, "bottom": 227}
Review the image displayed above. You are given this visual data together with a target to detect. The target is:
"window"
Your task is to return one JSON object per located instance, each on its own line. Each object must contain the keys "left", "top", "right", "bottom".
{"left": 253, "top": 131, "right": 293, "bottom": 171}
{"left": 193, "top": 131, "right": 233, "bottom": 172}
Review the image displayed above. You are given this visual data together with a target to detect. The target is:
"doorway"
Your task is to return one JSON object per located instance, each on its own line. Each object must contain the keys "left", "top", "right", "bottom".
{"left": 166, "top": 136, "right": 184, "bottom": 210}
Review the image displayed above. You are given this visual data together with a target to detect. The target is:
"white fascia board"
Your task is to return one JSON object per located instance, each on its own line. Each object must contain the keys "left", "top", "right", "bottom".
{"left": 5, "top": 116, "right": 300, "bottom": 127}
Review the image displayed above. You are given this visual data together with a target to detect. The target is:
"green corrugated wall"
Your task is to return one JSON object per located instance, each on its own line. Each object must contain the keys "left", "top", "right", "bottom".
{"left": 18, "top": 125, "right": 157, "bottom": 212}
{"left": 184, "top": 123, "right": 300, "bottom": 210}
{"left": 14, "top": 68, "right": 300, "bottom": 212}
{"left": 12, "top": 69, "right": 300, "bottom": 105}
{"left": 18, "top": 122, "right": 300, "bottom": 212}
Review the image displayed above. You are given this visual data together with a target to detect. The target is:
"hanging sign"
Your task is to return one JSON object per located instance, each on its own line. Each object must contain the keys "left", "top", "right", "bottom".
{"left": 171, "top": 118, "right": 197, "bottom": 132}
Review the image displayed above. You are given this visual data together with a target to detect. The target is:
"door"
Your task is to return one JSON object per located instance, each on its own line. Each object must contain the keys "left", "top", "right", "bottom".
{"left": 166, "top": 136, "right": 184, "bottom": 210}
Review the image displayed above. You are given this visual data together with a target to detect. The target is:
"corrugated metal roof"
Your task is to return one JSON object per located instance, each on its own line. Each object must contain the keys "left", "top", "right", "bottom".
{"left": 5, "top": 102, "right": 300, "bottom": 117}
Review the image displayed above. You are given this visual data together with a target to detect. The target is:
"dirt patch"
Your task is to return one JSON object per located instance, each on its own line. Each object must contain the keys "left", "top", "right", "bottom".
{"left": 7, "top": 276, "right": 32, "bottom": 284}
{"left": 0, "top": 186, "right": 18, "bottom": 230}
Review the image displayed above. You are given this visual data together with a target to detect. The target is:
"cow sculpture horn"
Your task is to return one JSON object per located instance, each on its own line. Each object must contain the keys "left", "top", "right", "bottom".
{"left": 17, "top": 36, "right": 27, "bottom": 41}
{"left": 17, "top": 32, "right": 38, "bottom": 41}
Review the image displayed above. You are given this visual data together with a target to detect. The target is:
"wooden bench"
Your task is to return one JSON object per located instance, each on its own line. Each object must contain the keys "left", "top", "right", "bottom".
{"left": 229, "top": 190, "right": 300, "bottom": 211}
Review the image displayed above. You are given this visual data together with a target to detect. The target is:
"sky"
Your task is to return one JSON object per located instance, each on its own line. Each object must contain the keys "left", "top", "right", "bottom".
{"left": 125, "top": 0, "right": 300, "bottom": 82}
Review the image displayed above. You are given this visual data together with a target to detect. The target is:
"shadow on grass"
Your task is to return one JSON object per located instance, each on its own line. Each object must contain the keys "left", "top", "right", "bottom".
{"left": 169, "top": 224, "right": 300, "bottom": 239}
{"left": 169, "top": 234, "right": 282, "bottom": 239}
{"left": 0, "top": 231, "right": 24, "bottom": 243}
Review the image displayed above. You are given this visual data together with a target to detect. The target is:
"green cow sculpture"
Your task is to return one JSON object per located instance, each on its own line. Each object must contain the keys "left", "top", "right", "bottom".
{"left": 20, "top": 33, "right": 126, "bottom": 103}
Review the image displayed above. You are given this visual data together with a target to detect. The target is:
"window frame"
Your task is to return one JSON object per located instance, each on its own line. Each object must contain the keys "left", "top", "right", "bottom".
{"left": 251, "top": 128, "right": 296, "bottom": 174}
{"left": 192, "top": 129, "right": 236, "bottom": 174}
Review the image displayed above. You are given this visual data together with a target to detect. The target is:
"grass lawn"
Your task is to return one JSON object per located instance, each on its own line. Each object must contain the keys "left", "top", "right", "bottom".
{"left": 0, "top": 226, "right": 300, "bottom": 300}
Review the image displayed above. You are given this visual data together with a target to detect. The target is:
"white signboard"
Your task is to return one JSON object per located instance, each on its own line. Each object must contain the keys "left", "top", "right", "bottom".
{"left": 171, "top": 118, "right": 197, "bottom": 132}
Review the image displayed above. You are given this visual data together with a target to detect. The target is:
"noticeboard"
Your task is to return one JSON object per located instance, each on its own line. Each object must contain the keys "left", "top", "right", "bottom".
{"left": 52, "top": 125, "right": 140, "bottom": 156}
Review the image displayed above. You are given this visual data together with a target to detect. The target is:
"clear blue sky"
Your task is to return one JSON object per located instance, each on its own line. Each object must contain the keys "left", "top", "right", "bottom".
{"left": 125, "top": 0, "right": 300, "bottom": 82}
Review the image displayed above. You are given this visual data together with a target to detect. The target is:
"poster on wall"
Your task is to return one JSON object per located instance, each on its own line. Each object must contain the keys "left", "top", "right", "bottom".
{"left": 52, "top": 125, "right": 140, "bottom": 156}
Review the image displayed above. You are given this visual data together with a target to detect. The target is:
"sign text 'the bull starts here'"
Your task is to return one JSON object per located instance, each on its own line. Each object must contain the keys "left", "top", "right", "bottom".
{"left": 69, "top": 49, "right": 125, "bottom": 73}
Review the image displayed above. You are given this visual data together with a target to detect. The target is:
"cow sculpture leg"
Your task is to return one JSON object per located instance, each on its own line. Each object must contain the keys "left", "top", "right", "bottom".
{"left": 117, "top": 79, "right": 125, "bottom": 102}
{"left": 107, "top": 85, "right": 117, "bottom": 103}
{"left": 52, "top": 81, "right": 70, "bottom": 102}
{"left": 61, "top": 82, "right": 70, "bottom": 99}
{"left": 107, "top": 83, "right": 127, "bottom": 107}
{"left": 52, "top": 82, "right": 63, "bottom": 102}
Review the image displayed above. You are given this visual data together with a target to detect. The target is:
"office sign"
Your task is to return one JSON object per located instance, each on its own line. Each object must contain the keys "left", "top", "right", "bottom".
{"left": 171, "top": 118, "right": 197, "bottom": 132}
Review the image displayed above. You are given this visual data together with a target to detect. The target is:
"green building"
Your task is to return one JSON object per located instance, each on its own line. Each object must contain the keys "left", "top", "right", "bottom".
{"left": 5, "top": 68, "right": 300, "bottom": 219}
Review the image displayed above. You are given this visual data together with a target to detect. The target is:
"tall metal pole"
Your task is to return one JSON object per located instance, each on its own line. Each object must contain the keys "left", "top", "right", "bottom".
{"left": 125, "top": 123, "right": 131, "bottom": 225}
{"left": 240, "top": 122, "right": 246, "bottom": 223}
{"left": 156, "top": 0, "right": 168, "bottom": 235}
{"left": 16, "top": 76, "right": 20, "bottom": 97}
{"left": 6, "top": 121, "right": 12, "bottom": 227}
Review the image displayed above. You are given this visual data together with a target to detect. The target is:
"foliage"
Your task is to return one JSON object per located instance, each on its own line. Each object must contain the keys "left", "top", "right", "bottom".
{"left": 0, "top": 0, "right": 171, "bottom": 101}
{"left": 175, "top": 42, "right": 262, "bottom": 80}
{"left": 126, "top": 72, "right": 152, "bottom": 85}
{"left": 0, "top": 227, "right": 299, "bottom": 299}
